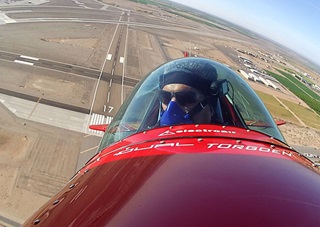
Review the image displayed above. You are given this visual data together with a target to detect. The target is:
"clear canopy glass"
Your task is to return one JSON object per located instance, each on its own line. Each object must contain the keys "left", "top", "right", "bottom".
{"left": 98, "top": 58, "right": 285, "bottom": 151}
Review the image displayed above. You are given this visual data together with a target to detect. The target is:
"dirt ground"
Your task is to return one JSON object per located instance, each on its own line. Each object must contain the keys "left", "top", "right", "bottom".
{"left": 0, "top": 0, "right": 320, "bottom": 225}
{"left": 0, "top": 103, "right": 85, "bottom": 224}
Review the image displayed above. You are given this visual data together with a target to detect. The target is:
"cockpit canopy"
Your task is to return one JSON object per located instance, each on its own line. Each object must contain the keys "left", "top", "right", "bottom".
{"left": 99, "top": 58, "right": 285, "bottom": 151}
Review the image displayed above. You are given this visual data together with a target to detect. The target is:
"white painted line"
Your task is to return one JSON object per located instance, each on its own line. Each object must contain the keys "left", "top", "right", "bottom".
{"left": 93, "top": 114, "right": 98, "bottom": 125}
{"left": 95, "top": 114, "right": 100, "bottom": 125}
{"left": 0, "top": 13, "right": 16, "bottom": 23}
{"left": 89, "top": 114, "right": 94, "bottom": 125}
{"left": 80, "top": 146, "right": 98, "bottom": 154}
{"left": 20, "top": 55, "right": 39, "bottom": 61}
{"left": 94, "top": 114, "right": 99, "bottom": 125}
{"left": 107, "top": 92, "right": 110, "bottom": 102}
{"left": 111, "top": 68, "right": 115, "bottom": 76}
{"left": 107, "top": 54, "right": 112, "bottom": 60}
{"left": 109, "top": 79, "right": 112, "bottom": 87}
{"left": 119, "top": 57, "right": 124, "bottom": 63}
{"left": 99, "top": 114, "right": 104, "bottom": 124}
{"left": 91, "top": 114, "right": 97, "bottom": 125}
{"left": 14, "top": 60, "right": 34, "bottom": 66}
{"left": 106, "top": 116, "right": 113, "bottom": 124}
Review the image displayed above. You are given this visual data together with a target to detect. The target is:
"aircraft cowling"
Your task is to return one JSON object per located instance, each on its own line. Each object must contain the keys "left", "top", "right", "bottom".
{"left": 23, "top": 129, "right": 320, "bottom": 226}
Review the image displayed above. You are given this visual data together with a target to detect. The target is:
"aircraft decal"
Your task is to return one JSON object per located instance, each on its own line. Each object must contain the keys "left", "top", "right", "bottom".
{"left": 114, "top": 142, "right": 195, "bottom": 156}
{"left": 158, "top": 128, "right": 236, "bottom": 137}
{"left": 158, "top": 130, "right": 176, "bottom": 136}
{"left": 107, "top": 141, "right": 292, "bottom": 158}
{"left": 207, "top": 143, "right": 292, "bottom": 157}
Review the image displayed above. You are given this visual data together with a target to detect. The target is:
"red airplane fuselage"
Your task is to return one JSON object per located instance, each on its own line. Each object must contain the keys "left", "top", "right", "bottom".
{"left": 23, "top": 124, "right": 320, "bottom": 226}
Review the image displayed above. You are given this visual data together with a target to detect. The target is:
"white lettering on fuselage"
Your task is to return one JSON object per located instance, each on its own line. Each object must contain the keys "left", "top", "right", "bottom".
{"left": 111, "top": 142, "right": 292, "bottom": 157}
{"left": 113, "top": 142, "right": 194, "bottom": 156}
{"left": 207, "top": 143, "right": 292, "bottom": 156}
{"left": 158, "top": 129, "right": 236, "bottom": 137}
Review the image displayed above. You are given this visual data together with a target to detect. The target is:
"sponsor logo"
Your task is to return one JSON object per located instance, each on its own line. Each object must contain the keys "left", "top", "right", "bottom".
{"left": 158, "top": 129, "right": 236, "bottom": 137}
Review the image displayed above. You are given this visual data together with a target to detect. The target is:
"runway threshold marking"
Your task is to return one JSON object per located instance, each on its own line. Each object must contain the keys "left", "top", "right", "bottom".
{"left": 88, "top": 113, "right": 114, "bottom": 135}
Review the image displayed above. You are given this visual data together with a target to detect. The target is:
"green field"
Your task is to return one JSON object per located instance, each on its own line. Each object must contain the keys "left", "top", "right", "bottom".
{"left": 256, "top": 91, "right": 300, "bottom": 124}
{"left": 256, "top": 90, "right": 320, "bottom": 130}
{"left": 130, "top": 0, "right": 153, "bottom": 4}
{"left": 129, "top": 0, "right": 227, "bottom": 30}
{"left": 266, "top": 69, "right": 320, "bottom": 115}
{"left": 280, "top": 98, "right": 320, "bottom": 129}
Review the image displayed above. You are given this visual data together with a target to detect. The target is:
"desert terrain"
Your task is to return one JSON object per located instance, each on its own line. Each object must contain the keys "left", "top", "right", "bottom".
{"left": 0, "top": 0, "right": 319, "bottom": 225}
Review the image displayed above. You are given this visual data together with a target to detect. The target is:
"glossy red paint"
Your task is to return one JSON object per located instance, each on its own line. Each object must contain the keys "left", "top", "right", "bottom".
{"left": 89, "top": 124, "right": 108, "bottom": 132}
{"left": 23, "top": 125, "right": 320, "bottom": 226}
{"left": 83, "top": 124, "right": 293, "bottom": 171}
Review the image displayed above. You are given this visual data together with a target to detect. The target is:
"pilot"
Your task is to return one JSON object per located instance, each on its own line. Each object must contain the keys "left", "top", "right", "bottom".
{"left": 159, "top": 60, "right": 218, "bottom": 126}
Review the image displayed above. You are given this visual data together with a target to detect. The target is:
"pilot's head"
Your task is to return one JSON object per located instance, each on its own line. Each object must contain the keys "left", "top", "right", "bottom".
{"left": 159, "top": 59, "right": 218, "bottom": 126}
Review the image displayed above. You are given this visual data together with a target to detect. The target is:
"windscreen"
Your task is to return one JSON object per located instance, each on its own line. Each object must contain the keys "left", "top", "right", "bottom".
{"left": 98, "top": 58, "right": 285, "bottom": 151}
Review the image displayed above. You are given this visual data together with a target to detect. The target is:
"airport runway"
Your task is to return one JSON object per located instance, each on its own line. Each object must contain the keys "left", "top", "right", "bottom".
{"left": 0, "top": 1, "right": 181, "bottom": 129}
{"left": 0, "top": 5, "right": 138, "bottom": 130}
